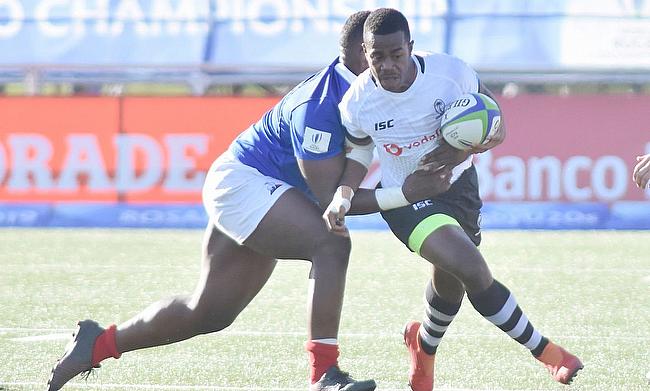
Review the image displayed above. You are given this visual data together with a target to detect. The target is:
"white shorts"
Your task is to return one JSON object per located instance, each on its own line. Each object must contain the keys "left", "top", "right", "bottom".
{"left": 202, "top": 152, "right": 292, "bottom": 244}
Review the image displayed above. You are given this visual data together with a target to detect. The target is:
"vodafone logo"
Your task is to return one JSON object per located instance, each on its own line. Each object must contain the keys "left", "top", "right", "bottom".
{"left": 383, "top": 134, "right": 437, "bottom": 156}
{"left": 384, "top": 143, "right": 403, "bottom": 156}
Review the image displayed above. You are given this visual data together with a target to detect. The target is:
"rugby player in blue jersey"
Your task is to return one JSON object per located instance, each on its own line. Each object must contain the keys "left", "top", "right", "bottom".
{"left": 47, "top": 10, "right": 453, "bottom": 391}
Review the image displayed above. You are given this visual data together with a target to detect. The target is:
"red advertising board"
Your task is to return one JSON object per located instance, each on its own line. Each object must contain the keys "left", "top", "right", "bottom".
{"left": 0, "top": 96, "right": 278, "bottom": 203}
{"left": 0, "top": 97, "right": 120, "bottom": 201}
{"left": 120, "top": 97, "right": 278, "bottom": 202}
{"left": 0, "top": 95, "right": 648, "bottom": 203}
{"left": 476, "top": 95, "right": 650, "bottom": 202}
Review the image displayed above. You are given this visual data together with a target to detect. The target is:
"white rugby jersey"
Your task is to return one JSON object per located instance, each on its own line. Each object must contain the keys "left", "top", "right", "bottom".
{"left": 339, "top": 52, "right": 479, "bottom": 188}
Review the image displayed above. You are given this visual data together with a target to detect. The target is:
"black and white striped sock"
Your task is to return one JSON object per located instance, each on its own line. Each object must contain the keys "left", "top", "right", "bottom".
{"left": 419, "top": 281, "right": 462, "bottom": 355}
{"left": 468, "top": 279, "right": 549, "bottom": 357}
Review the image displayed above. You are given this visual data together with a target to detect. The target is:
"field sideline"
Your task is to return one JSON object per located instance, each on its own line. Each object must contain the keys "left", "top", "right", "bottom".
{"left": 1, "top": 229, "right": 649, "bottom": 390}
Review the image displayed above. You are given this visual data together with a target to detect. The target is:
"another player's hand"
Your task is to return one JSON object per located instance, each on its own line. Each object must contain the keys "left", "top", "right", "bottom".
{"left": 470, "top": 116, "right": 506, "bottom": 154}
{"left": 632, "top": 154, "right": 650, "bottom": 189}
{"left": 418, "top": 138, "right": 471, "bottom": 172}
{"left": 402, "top": 166, "right": 453, "bottom": 203}
{"left": 323, "top": 185, "right": 354, "bottom": 237}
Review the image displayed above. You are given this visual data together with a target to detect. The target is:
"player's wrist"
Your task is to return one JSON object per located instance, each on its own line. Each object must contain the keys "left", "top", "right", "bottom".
{"left": 329, "top": 185, "right": 354, "bottom": 214}
{"left": 375, "top": 187, "right": 410, "bottom": 210}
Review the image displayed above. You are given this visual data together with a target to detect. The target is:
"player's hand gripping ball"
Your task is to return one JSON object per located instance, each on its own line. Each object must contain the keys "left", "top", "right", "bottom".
{"left": 441, "top": 93, "right": 501, "bottom": 151}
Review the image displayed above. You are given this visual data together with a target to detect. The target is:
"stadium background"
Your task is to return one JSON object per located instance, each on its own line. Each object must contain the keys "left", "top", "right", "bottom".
{"left": 2, "top": 3, "right": 649, "bottom": 390}
{"left": 0, "top": 0, "right": 649, "bottom": 229}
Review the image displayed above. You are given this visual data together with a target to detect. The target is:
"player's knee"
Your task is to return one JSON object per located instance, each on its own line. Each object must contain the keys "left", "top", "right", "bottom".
{"left": 453, "top": 259, "right": 492, "bottom": 292}
{"left": 192, "top": 308, "right": 237, "bottom": 334}
{"left": 187, "top": 295, "right": 238, "bottom": 334}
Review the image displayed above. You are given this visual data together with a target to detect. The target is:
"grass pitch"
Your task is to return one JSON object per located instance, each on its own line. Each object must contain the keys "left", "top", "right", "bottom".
{"left": 0, "top": 229, "right": 649, "bottom": 390}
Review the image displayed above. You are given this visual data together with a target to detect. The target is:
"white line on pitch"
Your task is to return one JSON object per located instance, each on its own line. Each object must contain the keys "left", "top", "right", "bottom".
{"left": 3, "top": 328, "right": 650, "bottom": 342}
{"left": 0, "top": 382, "right": 531, "bottom": 391}
{"left": 9, "top": 333, "right": 71, "bottom": 341}
{"left": 3, "top": 263, "right": 650, "bottom": 274}
{"left": 491, "top": 266, "right": 650, "bottom": 274}
{"left": 0, "top": 327, "right": 73, "bottom": 332}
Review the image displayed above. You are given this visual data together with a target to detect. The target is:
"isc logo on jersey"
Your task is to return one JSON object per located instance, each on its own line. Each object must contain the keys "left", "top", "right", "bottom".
{"left": 302, "top": 127, "right": 331, "bottom": 154}
{"left": 440, "top": 93, "right": 501, "bottom": 151}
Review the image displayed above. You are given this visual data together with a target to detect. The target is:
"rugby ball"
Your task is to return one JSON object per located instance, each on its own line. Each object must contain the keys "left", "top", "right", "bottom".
{"left": 440, "top": 93, "right": 501, "bottom": 151}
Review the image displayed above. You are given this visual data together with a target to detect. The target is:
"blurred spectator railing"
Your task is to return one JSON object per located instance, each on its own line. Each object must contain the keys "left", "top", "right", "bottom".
{"left": 0, "top": 0, "right": 649, "bottom": 94}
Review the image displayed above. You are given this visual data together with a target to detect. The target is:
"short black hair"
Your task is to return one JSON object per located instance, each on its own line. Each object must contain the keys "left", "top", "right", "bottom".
{"left": 339, "top": 10, "right": 371, "bottom": 49}
{"left": 364, "top": 8, "right": 411, "bottom": 42}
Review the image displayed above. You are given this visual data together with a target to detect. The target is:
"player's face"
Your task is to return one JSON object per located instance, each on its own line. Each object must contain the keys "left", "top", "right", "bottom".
{"left": 363, "top": 31, "right": 414, "bottom": 92}
{"left": 349, "top": 38, "right": 369, "bottom": 75}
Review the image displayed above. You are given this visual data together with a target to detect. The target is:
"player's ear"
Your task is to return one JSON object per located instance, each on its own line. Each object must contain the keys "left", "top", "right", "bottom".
{"left": 361, "top": 42, "right": 367, "bottom": 53}
{"left": 408, "top": 40, "right": 414, "bottom": 53}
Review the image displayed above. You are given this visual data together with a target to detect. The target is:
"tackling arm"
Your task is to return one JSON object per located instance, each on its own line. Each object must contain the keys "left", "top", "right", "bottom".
{"left": 297, "top": 153, "right": 347, "bottom": 211}
{"left": 323, "top": 137, "right": 454, "bottom": 234}
{"left": 320, "top": 136, "right": 376, "bottom": 234}
{"left": 295, "top": 132, "right": 415, "bottom": 216}
{"left": 336, "top": 137, "right": 412, "bottom": 215}
{"left": 297, "top": 142, "right": 380, "bottom": 238}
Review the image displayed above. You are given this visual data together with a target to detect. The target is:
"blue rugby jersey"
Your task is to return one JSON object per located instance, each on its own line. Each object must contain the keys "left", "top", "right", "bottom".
{"left": 229, "top": 58, "right": 354, "bottom": 200}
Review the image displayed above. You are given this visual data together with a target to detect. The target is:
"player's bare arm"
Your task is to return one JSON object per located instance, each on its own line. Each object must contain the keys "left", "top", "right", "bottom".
{"left": 632, "top": 153, "right": 650, "bottom": 189}
{"left": 418, "top": 138, "right": 471, "bottom": 172}
{"left": 323, "top": 137, "right": 453, "bottom": 234}
{"left": 299, "top": 150, "right": 374, "bottom": 238}
{"left": 298, "top": 154, "right": 347, "bottom": 209}
{"left": 346, "top": 166, "right": 453, "bottom": 216}
{"left": 318, "top": 135, "right": 373, "bottom": 235}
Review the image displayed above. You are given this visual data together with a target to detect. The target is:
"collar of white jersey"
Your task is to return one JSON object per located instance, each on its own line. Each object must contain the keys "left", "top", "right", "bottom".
{"left": 376, "top": 54, "right": 424, "bottom": 96}
{"left": 334, "top": 61, "right": 357, "bottom": 84}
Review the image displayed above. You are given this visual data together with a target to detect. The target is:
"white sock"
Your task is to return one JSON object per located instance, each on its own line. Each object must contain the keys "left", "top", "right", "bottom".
{"left": 312, "top": 338, "right": 338, "bottom": 345}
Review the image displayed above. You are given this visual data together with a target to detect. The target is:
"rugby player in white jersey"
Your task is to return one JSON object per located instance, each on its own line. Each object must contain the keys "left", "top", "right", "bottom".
{"left": 325, "top": 8, "right": 583, "bottom": 391}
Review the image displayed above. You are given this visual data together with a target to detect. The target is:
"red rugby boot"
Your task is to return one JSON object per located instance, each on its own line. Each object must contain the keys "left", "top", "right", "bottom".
{"left": 535, "top": 341, "right": 583, "bottom": 385}
{"left": 403, "top": 321, "right": 435, "bottom": 391}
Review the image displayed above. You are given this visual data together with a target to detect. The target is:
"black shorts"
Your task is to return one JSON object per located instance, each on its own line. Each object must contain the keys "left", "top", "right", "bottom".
{"left": 381, "top": 165, "right": 483, "bottom": 252}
